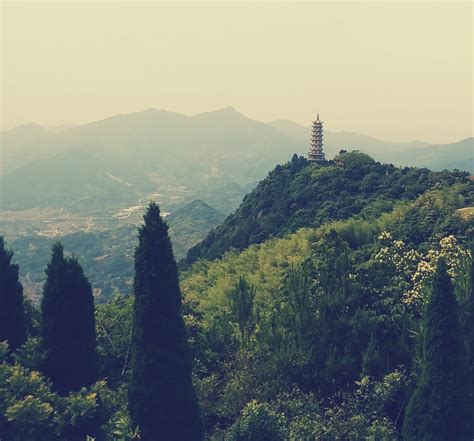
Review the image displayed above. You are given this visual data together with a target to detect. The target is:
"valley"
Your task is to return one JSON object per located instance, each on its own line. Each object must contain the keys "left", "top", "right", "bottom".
{"left": 1, "top": 191, "right": 226, "bottom": 302}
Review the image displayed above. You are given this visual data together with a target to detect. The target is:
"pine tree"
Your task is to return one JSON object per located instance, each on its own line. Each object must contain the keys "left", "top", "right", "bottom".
{"left": 0, "top": 237, "right": 27, "bottom": 351}
{"left": 41, "top": 242, "right": 98, "bottom": 394}
{"left": 403, "top": 258, "right": 473, "bottom": 441}
{"left": 128, "top": 202, "right": 203, "bottom": 441}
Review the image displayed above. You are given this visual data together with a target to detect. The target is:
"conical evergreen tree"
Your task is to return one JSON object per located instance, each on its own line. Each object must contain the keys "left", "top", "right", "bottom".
{"left": 467, "top": 243, "right": 474, "bottom": 382}
{"left": 0, "top": 237, "right": 27, "bottom": 351}
{"left": 403, "top": 258, "right": 473, "bottom": 441}
{"left": 128, "top": 202, "right": 203, "bottom": 441}
{"left": 41, "top": 242, "right": 98, "bottom": 394}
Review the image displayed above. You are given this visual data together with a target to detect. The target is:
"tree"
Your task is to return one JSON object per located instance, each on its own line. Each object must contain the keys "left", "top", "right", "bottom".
{"left": 229, "top": 276, "right": 256, "bottom": 347}
{"left": 128, "top": 202, "right": 202, "bottom": 441}
{"left": 226, "top": 400, "right": 288, "bottom": 441}
{"left": 41, "top": 242, "right": 98, "bottom": 395}
{"left": 403, "top": 258, "right": 473, "bottom": 441}
{"left": 0, "top": 237, "right": 27, "bottom": 351}
{"left": 466, "top": 243, "right": 474, "bottom": 383}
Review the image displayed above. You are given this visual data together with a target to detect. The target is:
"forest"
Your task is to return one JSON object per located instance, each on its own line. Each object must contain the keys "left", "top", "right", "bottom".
{"left": 1, "top": 152, "right": 473, "bottom": 440}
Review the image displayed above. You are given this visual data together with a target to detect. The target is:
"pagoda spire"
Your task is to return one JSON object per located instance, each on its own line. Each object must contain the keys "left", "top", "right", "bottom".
{"left": 308, "top": 114, "right": 325, "bottom": 162}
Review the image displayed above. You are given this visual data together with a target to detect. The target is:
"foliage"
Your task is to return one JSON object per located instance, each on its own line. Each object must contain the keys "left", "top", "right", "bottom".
{"left": 2, "top": 155, "right": 473, "bottom": 440}
{"left": 228, "top": 277, "right": 257, "bottom": 347}
{"left": 374, "top": 232, "right": 470, "bottom": 308}
{"left": 12, "top": 337, "right": 44, "bottom": 371}
{"left": 182, "top": 214, "right": 472, "bottom": 438}
{"left": 128, "top": 202, "right": 203, "bottom": 440}
{"left": 224, "top": 400, "right": 288, "bottom": 441}
{"left": 0, "top": 349, "right": 122, "bottom": 441}
{"left": 403, "top": 259, "right": 473, "bottom": 441}
{"left": 0, "top": 237, "right": 27, "bottom": 351}
{"left": 41, "top": 242, "right": 98, "bottom": 395}
{"left": 185, "top": 153, "right": 469, "bottom": 265}
{"left": 286, "top": 370, "right": 407, "bottom": 440}
{"left": 95, "top": 296, "right": 133, "bottom": 385}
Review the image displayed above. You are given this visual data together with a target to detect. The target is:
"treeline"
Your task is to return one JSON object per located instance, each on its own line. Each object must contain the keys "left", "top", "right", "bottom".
{"left": 0, "top": 203, "right": 202, "bottom": 441}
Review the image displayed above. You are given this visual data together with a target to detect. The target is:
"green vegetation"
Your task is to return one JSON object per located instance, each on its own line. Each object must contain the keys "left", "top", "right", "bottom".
{"left": 0, "top": 154, "right": 473, "bottom": 440}
{"left": 185, "top": 152, "right": 469, "bottom": 265}
{"left": 129, "top": 203, "right": 202, "bottom": 440}
{"left": 0, "top": 237, "right": 27, "bottom": 351}
{"left": 41, "top": 243, "right": 98, "bottom": 395}
{"left": 403, "top": 259, "right": 473, "bottom": 441}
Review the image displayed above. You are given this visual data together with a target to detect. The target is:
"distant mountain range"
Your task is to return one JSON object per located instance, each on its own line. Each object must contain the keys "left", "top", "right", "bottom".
{"left": 1, "top": 107, "right": 472, "bottom": 212}
{"left": 269, "top": 119, "right": 472, "bottom": 170}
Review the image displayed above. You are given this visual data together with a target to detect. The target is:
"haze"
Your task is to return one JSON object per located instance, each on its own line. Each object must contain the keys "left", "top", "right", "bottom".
{"left": 1, "top": 1, "right": 472, "bottom": 143}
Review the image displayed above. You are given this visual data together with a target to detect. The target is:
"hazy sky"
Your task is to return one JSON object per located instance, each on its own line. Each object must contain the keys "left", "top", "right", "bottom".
{"left": 1, "top": 1, "right": 472, "bottom": 143}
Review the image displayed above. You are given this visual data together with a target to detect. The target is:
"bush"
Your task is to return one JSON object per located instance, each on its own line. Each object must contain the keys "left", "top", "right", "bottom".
{"left": 225, "top": 400, "right": 287, "bottom": 441}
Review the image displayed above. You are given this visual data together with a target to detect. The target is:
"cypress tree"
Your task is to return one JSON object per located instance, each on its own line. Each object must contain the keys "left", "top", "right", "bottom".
{"left": 403, "top": 258, "right": 473, "bottom": 441}
{"left": 128, "top": 202, "right": 203, "bottom": 441}
{"left": 0, "top": 237, "right": 27, "bottom": 351}
{"left": 467, "top": 243, "right": 474, "bottom": 382}
{"left": 41, "top": 242, "right": 98, "bottom": 394}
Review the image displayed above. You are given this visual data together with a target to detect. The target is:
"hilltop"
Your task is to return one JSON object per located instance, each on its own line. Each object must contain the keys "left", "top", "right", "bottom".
{"left": 167, "top": 200, "right": 226, "bottom": 260}
{"left": 184, "top": 151, "right": 471, "bottom": 265}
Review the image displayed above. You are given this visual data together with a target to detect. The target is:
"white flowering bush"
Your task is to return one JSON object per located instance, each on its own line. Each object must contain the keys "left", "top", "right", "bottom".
{"left": 374, "top": 232, "right": 470, "bottom": 308}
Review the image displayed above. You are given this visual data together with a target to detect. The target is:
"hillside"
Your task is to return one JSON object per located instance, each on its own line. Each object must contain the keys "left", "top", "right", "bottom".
{"left": 184, "top": 151, "right": 471, "bottom": 265}
{"left": 0, "top": 148, "right": 141, "bottom": 210}
{"left": 179, "top": 183, "right": 473, "bottom": 437}
{"left": 167, "top": 200, "right": 226, "bottom": 260}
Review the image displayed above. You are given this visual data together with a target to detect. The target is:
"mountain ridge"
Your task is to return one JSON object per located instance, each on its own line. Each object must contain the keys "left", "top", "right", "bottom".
{"left": 1, "top": 108, "right": 472, "bottom": 213}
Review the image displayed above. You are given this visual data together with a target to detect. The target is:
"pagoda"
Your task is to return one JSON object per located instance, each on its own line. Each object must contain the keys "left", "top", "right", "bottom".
{"left": 308, "top": 114, "right": 325, "bottom": 162}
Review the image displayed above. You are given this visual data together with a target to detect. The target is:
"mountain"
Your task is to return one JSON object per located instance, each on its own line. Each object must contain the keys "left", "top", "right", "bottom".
{"left": 0, "top": 123, "right": 53, "bottom": 174}
{"left": 1, "top": 123, "right": 48, "bottom": 147}
{"left": 184, "top": 151, "right": 471, "bottom": 265}
{"left": 2, "top": 108, "right": 471, "bottom": 213}
{"left": 167, "top": 199, "right": 226, "bottom": 260}
{"left": 0, "top": 107, "right": 303, "bottom": 212}
{"left": 1, "top": 107, "right": 302, "bottom": 182}
{"left": 0, "top": 148, "right": 140, "bottom": 210}
{"left": 397, "top": 137, "right": 473, "bottom": 171}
